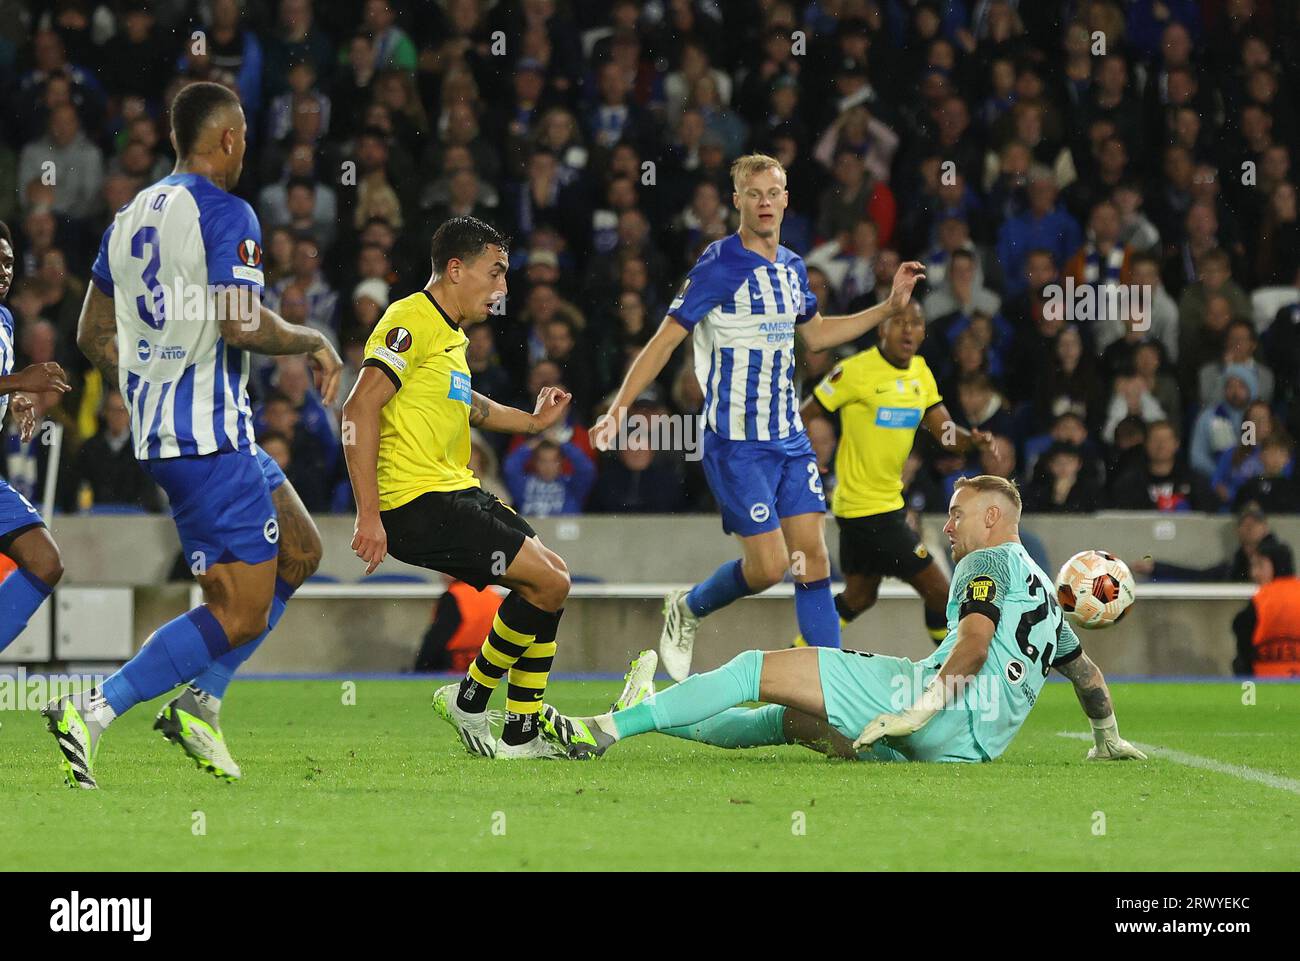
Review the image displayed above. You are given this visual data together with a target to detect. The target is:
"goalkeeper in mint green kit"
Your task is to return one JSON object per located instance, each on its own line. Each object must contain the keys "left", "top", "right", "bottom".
{"left": 543, "top": 475, "right": 1146, "bottom": 763}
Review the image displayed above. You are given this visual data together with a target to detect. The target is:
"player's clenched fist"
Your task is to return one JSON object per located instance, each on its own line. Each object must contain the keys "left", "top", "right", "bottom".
{"left": 352, "top": 512, "right": 388, "bottom": 575}
{"left": 13, "top": 361, "right": 71, "bottom": 395}
{"left": 531, "top": 385, "right": 571, "bottom": 431}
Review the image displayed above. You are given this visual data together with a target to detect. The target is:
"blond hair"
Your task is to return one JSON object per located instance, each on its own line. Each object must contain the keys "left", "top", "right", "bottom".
{"left": 954, "top": 474, "right": 1022, "bottom": 516}
{"left": 730, "top": 153, "right": 787, "bottom": 193}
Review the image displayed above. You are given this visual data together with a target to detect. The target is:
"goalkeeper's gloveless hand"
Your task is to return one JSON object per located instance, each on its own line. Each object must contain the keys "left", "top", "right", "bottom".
{"left": 1086, "top": 721, "right": 1148, "bottom": 760}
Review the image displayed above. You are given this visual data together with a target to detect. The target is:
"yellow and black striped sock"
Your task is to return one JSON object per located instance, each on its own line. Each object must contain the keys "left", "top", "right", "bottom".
{"left": 457, "top": 594, "right": 552, "bottom": 713}
{"left": 924, "top": 605, "right": 947, "bottom": 645}
{"left": 502, "top": 609, "right": 562, "bottom": 745}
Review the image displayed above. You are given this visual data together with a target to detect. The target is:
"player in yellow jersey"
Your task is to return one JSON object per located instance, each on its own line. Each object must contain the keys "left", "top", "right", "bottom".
{"left": 342, "top": 217, "right": 579, "bottom": 760}
{"left": 798, "top": 301, "right": 995, "bottom": 647}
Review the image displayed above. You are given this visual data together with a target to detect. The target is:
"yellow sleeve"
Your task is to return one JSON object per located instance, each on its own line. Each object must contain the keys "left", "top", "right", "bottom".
{"left": 813, "top": 360, "right": 858, "bottom": 413}
{"left": 363, "top": 303, "right": 434, "bottom": 390}
{"left": 921, "top": 360, "right": 942, "bottom": 409}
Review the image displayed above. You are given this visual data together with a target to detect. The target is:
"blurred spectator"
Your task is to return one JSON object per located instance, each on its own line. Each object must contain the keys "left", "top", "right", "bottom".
{"left": 996, "top": 167, "right": 1082, "bottom": 298}
{"left": 1189, "top": 365, "right": 1257, "bottom": 478}
{"left": 1233, "top": 434, "right": 1299, "bottom": 514}
{"left": 1102, "top": 369, "right": 1168, "bottom": 444}
{"left": 1198, "top": 319, "right": 1274, "bottom": 407}
{"left": 1110, "top": 420, "right": 1216, "bottom": 511}
{"left": 1134, "top": 506, "right": 1280, "bottom": 583}
{"left": 17, "top": 104, "right": 102, "bottom": 219}
{"left": 1023, "top": 441, "right": 1101, "bottom": 513}
{"left": 503, "top": 436, "right": 595, "bottom": 517}
{"left": 62, "top": 388, "right": 160, "bottom": 512}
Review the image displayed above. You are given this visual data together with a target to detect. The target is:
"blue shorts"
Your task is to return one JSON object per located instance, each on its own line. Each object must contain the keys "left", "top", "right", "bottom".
{"left": 254, "top": 443, "right": 287, "bottom": 493}
{"left": 145, "top": 448, "right": 279, "bottom": 567}
{"left": 0, "top": 477, "right": 43, "bottom": 547}
{"left": 699, "top": 429, "right": 826, "bottom": 536}
{"left": 816, "top": 648, "right": 987, "bottom": 763}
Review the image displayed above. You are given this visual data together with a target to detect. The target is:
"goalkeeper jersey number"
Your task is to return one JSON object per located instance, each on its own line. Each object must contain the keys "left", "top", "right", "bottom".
{"left": 931, "top": 541, "right": 1083, "bottom": 760}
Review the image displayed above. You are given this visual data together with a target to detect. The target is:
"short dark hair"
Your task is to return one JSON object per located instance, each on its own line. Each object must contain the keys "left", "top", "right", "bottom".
{"left": 286, "top": 175, "right": 315, "bottom": 194}
{"left": 429, "top": 216, "right": 509, "bottom": 277}
{"left": 0, "top": 220, "right": 11, "bottom": 246}
{"left": 171, "top": 81, "right": 242, "bottom": 157}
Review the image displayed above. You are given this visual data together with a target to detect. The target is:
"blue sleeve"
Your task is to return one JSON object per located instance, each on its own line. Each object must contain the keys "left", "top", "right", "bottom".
{"left": 503, "top": 445, "right": 531, "bottom": 504}
{"left": 666, "top": 243, "right": 731, "bottom": 330}
{"left": 562, "top": 442, "right": 596, "bottom": 511}
{"left": 201, "top": 194, "right": 265, "bottom": 290}
{"left": 790, "top": 255, "right": 819, "bottom": 324}
{"left": 91, "top": 222, "right": 115, "bottom": 295}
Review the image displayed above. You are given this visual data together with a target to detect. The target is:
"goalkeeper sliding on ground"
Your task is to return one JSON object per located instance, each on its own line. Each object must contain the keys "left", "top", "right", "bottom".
{"left": 542, "top": 475, "right": 1145, "bottom": 763}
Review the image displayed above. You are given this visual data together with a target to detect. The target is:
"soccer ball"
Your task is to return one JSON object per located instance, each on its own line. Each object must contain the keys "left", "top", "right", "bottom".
{"left": 1055, "top": 550, "right": 1136, "bottom": 630}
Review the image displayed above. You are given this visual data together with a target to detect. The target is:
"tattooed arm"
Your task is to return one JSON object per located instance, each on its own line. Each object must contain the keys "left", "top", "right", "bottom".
{"left": 468, "top": 386, "right": 572, "bottom": 435}
{"left": 1055, "top": 648, "right": 1147, "bottom": 760}
{"left": 76, "top": 285, "right": 121, "bottom": 392}
{"left": 1055, "top": 651, "right": 1115, "bottom": 720}
{"left": 217, "top": 287, "right": 343, "bottom": 404}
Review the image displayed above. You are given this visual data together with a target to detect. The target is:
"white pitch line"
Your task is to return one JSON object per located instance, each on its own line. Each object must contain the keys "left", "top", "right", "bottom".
{"left": 1056, "top": 732, "right": 1300, "bottom": 795}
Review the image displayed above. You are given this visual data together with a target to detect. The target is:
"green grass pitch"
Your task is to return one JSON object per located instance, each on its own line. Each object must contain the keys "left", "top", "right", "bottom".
{"left": 2, "top": 679, "right": 1296, "bottom": 871}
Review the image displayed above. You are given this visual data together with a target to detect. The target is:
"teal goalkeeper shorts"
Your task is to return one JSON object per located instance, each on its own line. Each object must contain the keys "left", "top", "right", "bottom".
{"left": 815, "top": 648, "right": 988, "bottom": 763}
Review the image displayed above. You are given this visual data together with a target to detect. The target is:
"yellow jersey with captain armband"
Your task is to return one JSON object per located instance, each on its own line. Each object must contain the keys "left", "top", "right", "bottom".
{"left": 813, "top": 347, "right": 941, "bottom": 518}
{"left": 362, "top": 290, "right": 478, "bottom": 510}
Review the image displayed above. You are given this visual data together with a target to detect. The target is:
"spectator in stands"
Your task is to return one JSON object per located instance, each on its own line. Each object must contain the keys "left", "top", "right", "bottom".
{"left": 1102, "top": 368, "right": 1168, "bottom": 444}
{"left": 17, "top": 104, "right": 102, "bottom": 220}
{"left": 1198, "top": 318, "right": 1274, "bottom": 406}
{"left": 256, "top": 390, "right": 330, "bottom": 511}
{"left": 266, "top": 236, "right": 338, "bottom": 334}
{"left": 1111, "top": 419, "right": 1217, "bottom": 512}
{"left": 1212, "top": 400, "right": 1277, "bottom": 505}
{"left": 63, "top": 389, "right": 160, "bottom": 512}
{"left": 1232, "top": 539, "right": 1300, "bottom": 677}
{"left": 1190, "top": 365, "right": 1258, "bottom": 478}
{"left": 1177, "top": 248, "right": 1251, "bottom": 368}
{"left": 1022, "top": 442, "right": 1101, "bottom": 513}
{"left": 996, "top": 166, "right": 1082, "bottom": 298}
{"left": 1094, "top": 252, "right": 1180, "bottom": 363}
{"left": 503, "top": 436, "right": 595, "bottom": 517}
{"left": 818, "top": 148, "right": 896, "bottom": 248}
{"left": 1134, "top": 506, "right": 1282, "bottom": 583}
{"left": 1065, "top": 200, "right": 1133, "bottom": 292}
{"left": 1234, "top": 434, "right": 1299, "bottom": 514}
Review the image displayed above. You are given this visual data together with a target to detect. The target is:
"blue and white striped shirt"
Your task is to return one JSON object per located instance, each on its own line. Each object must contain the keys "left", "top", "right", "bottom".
{"left": 668, "top": 233, "right": 819, "bottom": 441}
{"left": 92, "top": 173, "right": 265, "bottom": 461}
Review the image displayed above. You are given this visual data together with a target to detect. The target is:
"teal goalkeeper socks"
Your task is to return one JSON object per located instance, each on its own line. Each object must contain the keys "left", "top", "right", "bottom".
{"left": 661, "top": 704, "right": 788, "bottom": 748}
{"left": 612, "top": 649, "right": 764, "bottom": 738}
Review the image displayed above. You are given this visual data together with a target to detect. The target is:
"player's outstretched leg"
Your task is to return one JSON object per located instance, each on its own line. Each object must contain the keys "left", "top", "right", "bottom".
{"left": 0, "top": 526, "right": 62, "bottom": 654}
{"left": 42, "top": 558, "right": 275, "bottom": 789}
{"left": 156, "top": 471, "right": 321, "bottom": 780}
{"left": 548, "top": 647, "right": 827, "bottom": 758}
{"left": 540, "top": 648, "right": 658, "bottom": 749}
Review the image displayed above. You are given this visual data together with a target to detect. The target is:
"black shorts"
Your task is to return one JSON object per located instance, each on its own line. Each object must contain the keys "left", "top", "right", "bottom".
{"left": 836, "top": 508, "right": 933, "bottom": 580}
{"left": 382, "top": 487, "right": 535, "bottom": 590}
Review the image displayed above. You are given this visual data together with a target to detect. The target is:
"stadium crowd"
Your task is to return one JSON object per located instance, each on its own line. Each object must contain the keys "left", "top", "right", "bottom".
{"left": 1, "top": 0, "right": 1298, "bottom": 520}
